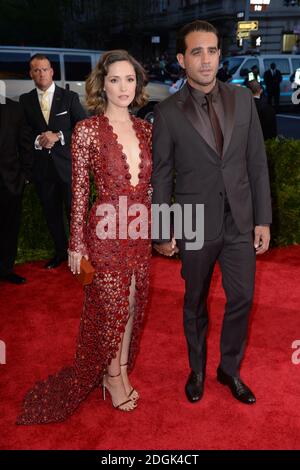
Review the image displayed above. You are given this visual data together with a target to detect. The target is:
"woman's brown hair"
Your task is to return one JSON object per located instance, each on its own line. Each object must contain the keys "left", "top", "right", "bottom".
{"left": 86, "top": 49, "right": 148, "bottom": 114}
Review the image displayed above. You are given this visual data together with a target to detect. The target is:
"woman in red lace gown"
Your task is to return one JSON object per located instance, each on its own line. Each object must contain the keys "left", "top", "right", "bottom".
{"left": 17, "top": 50, "right": 152, "bottom": 424}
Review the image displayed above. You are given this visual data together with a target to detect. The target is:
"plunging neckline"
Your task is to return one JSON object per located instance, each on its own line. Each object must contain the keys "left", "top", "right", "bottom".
{"left": 103, "top": 114, "right": 142, "bottom": 189}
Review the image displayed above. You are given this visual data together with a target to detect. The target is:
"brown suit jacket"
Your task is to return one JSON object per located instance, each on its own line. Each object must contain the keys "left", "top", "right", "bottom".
{"left": 151, "top": 80, "right": 272, "bottom": 241}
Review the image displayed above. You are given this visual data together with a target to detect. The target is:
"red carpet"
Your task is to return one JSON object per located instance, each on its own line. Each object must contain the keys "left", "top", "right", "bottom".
{"left": 1, "top": 246, "right": 300, "bottom": 450}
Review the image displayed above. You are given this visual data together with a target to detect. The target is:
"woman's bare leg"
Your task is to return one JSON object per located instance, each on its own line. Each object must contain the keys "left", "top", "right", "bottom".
{"left": 105, "top": 332, "right": 136, "bottom": 410}
{"left": 120, "top": 275, "right": 139, "bottom": 399}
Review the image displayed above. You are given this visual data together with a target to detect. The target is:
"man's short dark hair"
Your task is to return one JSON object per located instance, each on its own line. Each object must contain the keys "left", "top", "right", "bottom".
{"left": 29, "top": 54, "right": 52, "bottom": 68}
{"left": 176, "top": 20, "right": 221, "bottom": 55}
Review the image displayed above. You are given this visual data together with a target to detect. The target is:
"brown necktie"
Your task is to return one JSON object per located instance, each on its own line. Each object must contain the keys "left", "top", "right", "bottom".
{"left": 205, "top": 93, "right": 223, "bottom": 157}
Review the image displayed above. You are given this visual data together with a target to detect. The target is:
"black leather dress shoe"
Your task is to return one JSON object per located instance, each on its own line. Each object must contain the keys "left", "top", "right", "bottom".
{"left": 0, "top": 272, "right": 26, "bottom": 284}
{"left": 44, "top": 255, "right": 67, "bottom": 269}
{"left": 185, "top": 370, "right": 205, "bottom": 403}
{"left": 217, "top": 367, "right": 256, "bottom": 404}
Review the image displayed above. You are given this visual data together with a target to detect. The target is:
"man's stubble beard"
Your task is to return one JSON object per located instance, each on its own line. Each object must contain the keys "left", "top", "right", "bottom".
{"left": 188, "top": 73, "right": 217, "bottom": 89}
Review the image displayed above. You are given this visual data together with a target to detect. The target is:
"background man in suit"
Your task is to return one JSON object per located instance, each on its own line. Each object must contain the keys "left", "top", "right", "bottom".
{"left": 152, "top": 20, "right": 272, "bottom": 405}
{"left": 0, "top": 98, "right": 32, "bottom": 284}
{"left": 217, "top": 60, "right": 232, "bottom": 83}
{"left": 263, "top": 63, "right": 282, "bottom": 110}
{"left": 20, "top": 54, "right": 86, "bottom": 269}
{"left": 248, "top": 80, "right": 277, "bottom": 140}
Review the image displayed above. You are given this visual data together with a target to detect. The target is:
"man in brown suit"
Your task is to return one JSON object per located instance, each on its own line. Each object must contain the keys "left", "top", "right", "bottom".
{"left": 152, "top": 21, "right": 272, "bottom": 405}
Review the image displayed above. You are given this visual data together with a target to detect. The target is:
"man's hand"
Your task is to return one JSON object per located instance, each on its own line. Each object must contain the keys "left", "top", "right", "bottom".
{"left": 153, "top": 238, "right": 179, "bottom": 257}
{"left": 254, "top": 225, "right": 270, "bottom": 255}
{"left": 38, "top": 131, "right": 60, "bottom": 149}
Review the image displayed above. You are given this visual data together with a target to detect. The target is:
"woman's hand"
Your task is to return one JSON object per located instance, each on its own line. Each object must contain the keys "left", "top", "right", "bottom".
{"left": 68, "top": 250, "right": 89, "bottom": 275}
{"left": 153, "top": 238, "right": 178, "bottom": 257}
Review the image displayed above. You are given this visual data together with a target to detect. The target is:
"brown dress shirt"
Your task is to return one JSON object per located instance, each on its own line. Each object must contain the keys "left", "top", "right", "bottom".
{"left": 187, "top": 80, "right": 225, "bottom": 157}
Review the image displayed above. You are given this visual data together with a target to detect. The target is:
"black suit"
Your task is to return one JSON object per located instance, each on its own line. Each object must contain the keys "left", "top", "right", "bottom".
{"left": 263, "top": 69, "right": 282, "bottom": 109}
{"left": 254, "top": 96, "right": 277, "bottom": 140}
{"left": 0, "top": 99, "right": 33, "bottom": 275}
{"left": 152, "top": 81, "right": 272, "bottom": 376}
{"left": 20, "top": 85, "right": 86, "bottom": 257}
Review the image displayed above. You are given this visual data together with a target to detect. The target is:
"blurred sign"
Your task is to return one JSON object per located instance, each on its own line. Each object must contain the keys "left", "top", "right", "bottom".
{"left": 238, "top": 21, "right": 259, "bottom": 31}
{"left": 237, "top": 11, "right": 245, "bottom": 18}
{"left": 250, "top": 0, "right": 271, "bottom": 11}
{"left": 256, "top": 36, "right": 262, "bottom": 46}
{"left": 237, "top": 31, "right": 251, "bottom": 39}
{"left": 151, "top": 36, "right": 160, "bottom": 44}
{"left": 250, "top": 4, "right": 267, "bottom": 11}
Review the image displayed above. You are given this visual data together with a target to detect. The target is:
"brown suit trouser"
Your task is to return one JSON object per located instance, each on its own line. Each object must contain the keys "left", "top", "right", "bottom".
{"left": 177, "top": 206, "right": 256, "bottom": 377}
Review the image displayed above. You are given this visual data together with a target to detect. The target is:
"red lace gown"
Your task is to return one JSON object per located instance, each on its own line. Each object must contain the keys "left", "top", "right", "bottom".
{"left": 17, "top": 114, "right": 152, "bottom": 424}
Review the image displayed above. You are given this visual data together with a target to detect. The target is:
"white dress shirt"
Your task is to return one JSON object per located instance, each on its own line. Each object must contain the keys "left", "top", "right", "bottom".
{"left": 37, "top": 81, "right": 55, "bottom": 111}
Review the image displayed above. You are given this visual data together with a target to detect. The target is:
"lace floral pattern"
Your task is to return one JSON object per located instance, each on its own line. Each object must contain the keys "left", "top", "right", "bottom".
{"left": 17, "top": 114, "right": 152, "bottom": 425}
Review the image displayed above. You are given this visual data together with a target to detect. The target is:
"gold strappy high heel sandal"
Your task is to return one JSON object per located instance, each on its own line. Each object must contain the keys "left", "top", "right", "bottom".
{"left": 102, "top": 372, "right": 136, "bottom": 412}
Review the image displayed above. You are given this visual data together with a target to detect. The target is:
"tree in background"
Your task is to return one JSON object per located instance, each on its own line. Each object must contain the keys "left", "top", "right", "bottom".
{"left": 62, "top": 0, "right": 141, "bottom": 54}
{"left": 0, "top": 0, "right": 71, "bottom": 47}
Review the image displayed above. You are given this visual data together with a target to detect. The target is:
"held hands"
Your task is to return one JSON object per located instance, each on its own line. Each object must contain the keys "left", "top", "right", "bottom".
{"left": 38, "top": 131, "right": 60, "bottom": 149}
{"left": 68, "top": 250, "right": 89, "bottom": 275}
{"left": 153, "top": 238, "right": 179, "bottom": 257}
{"left": 254, "top": 225, "right": 270, "bottom": 255}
